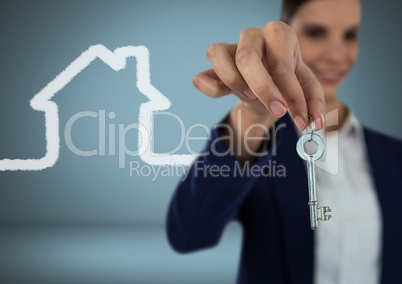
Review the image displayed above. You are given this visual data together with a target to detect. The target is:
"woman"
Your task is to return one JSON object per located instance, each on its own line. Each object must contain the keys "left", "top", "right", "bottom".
{"left": 167, "top": 0, "right": 402, "bottom": 283}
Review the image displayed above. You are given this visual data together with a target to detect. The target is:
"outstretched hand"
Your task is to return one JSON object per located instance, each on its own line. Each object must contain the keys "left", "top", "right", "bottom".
{"left": 193, "top": 21, "right": 325, "bottom": 131}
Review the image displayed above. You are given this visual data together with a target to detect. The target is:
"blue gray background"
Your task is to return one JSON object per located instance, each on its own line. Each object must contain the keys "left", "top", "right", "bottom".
{"left": 0, "top": 0, "right": 401, "bottom": 283}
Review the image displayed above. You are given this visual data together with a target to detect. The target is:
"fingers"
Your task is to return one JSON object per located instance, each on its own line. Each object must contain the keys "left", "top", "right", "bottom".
{"left": 204, "top": 43, "right": 257, "bottom": 99}
{"left": 235, "top": 23, "right": 324, "bottom": 130}
{"left": 193, "top": 42, "right": 259, "bottom": 100}
{"left": 194, "top": 21, "right": 326, "bottom": 131}
{"left": 295, "top": 62, "right": 326, "bottom": 130}
{"left": 260, "top": 26, "right": 308, "bottom": 129}
{"left": 192, "top": 69, "right": 233, "bottom": 98}
{"left": 234, "top": 28, "right": 288, "bottom": 118}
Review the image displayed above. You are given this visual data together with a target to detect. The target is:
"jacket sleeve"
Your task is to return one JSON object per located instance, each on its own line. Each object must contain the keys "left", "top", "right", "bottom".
{"left": 166, "top": 117, "right": 273, "bottom": 253}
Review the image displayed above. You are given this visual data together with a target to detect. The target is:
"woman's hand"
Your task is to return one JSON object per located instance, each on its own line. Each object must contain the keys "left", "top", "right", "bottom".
{"left": 193, "top": 21, "right": 325, "bottom": 131}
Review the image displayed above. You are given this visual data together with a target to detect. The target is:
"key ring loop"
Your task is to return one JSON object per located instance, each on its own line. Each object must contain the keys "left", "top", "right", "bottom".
{"left": 296, "top": 132, "right": 325, "bottom": 161}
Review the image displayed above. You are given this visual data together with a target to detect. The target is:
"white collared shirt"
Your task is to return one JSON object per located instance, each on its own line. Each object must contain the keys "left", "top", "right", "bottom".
{"left": 298, "top": 112, "right": 383, "bottom": 284}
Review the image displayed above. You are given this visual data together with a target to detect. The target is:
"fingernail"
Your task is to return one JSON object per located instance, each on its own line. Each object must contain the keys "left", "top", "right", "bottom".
{"left": 268, "top": 100, "right": 287, "bottom": 117}
{"left": 294, "top": 115, "right": 307, "bottom": 130}
{"left": 242, "top": 87, "right": 257, "bottom": 99}
{"left": 314, "top": 113, "right": 324, "bottom": 130}
{"left": 321, "top": 112, "right": 326, "bottom": 128}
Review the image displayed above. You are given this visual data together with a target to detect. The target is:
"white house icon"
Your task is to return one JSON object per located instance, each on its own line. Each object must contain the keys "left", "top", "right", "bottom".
{"left": 0, "top": 44, "right": 197, "bottom": 171}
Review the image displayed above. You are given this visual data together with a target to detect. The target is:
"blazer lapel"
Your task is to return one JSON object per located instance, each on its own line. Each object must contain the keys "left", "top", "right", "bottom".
{"left": 363, "top": 127, "right": 402, "bottom": 283}
{"left": 272, "top": 114, "right": 315, "bottom": 283}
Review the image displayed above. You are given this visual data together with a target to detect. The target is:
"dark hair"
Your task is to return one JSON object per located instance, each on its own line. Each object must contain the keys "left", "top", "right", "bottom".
{"left": 280, "top": 0, "right": 311, "bottom": 24}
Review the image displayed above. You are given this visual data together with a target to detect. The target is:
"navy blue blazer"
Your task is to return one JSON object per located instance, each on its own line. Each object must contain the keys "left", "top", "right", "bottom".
{"left": 166, "top": 113, "right": 402, "bottom": 284}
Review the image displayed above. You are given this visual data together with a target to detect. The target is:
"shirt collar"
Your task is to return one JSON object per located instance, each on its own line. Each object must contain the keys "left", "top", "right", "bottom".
{"left": 338, "top": 109, "right": 361, "bottom": 138}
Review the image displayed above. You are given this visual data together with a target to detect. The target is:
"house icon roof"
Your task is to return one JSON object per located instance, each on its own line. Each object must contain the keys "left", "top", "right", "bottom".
{"left": 0, "top": 44, "right": 197, "bottom": 171}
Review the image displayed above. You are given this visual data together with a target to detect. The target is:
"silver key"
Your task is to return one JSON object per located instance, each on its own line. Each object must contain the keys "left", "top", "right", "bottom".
{"left": 296, "top": 132, "right": 332, "bottom": 230}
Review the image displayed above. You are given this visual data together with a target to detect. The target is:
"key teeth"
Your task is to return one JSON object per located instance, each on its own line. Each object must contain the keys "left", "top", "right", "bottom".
{"left": 322, "top": 214, "right": 332, "bottom": 221}
{"left": 318, "top": 206, "right": 332, "bottom": 221}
